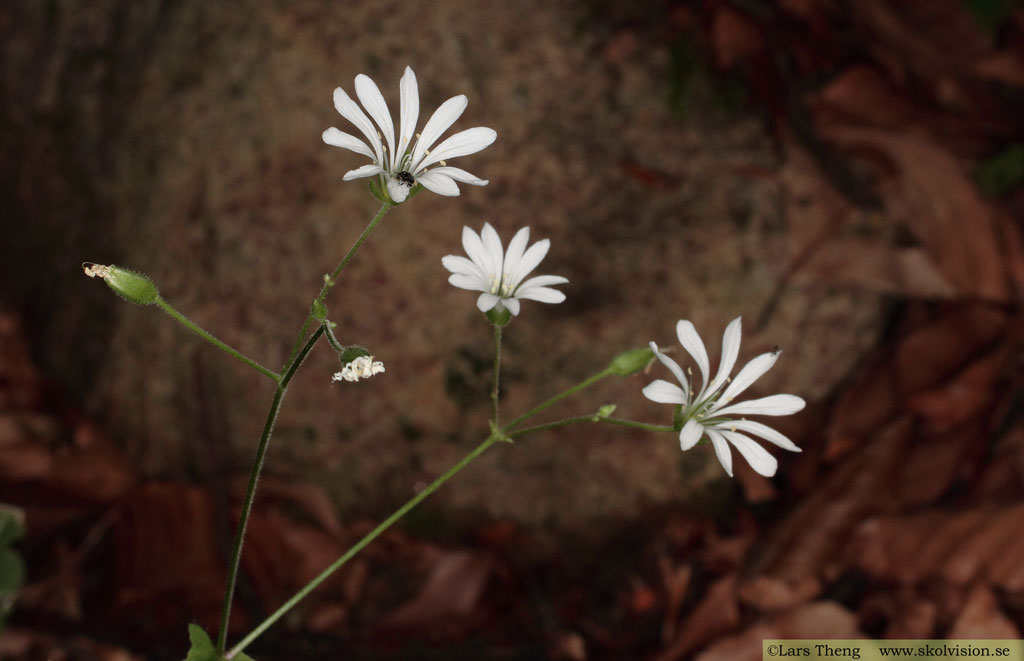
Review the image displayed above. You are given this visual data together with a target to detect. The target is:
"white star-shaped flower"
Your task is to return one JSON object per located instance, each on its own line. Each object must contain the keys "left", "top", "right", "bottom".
{"left": 442, "top": 223, "right": 568, "bottom": 316}
{"left": 322, "top": 66, "right": 497, "bottom": 204}
{"left": 642, "top": 317, "right": 805, "bottom": 477}
{"left": 332, "top": 355, "right": 385, "bottom": 383}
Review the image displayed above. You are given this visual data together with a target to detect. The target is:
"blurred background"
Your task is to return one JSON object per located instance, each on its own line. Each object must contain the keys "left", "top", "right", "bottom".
{"left": 1, "top": 0, "right": 1023, "bottom": 658}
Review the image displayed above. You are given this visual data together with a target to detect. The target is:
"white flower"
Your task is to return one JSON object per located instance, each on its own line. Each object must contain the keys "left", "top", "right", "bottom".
{"left": 442, "top": 223, "right": 568, "bottom": 316}
{"left": 642, "top": 317, "right": 805, "bottom": 478}
{"left": 322, "top": 66, "right": 497, "bottom": 204}
{"left": 332, "top": 355, "right": 385, "bottom": 383}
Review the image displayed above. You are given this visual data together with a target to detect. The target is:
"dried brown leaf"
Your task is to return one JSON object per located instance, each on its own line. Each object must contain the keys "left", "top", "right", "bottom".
{"left": 696, "top": 601, "right": 863, "bottom": 661}
{"left": 712, "top": 7, "right": 764, "bottom": 69}
{"left": 656, "top": 575, "right": 740, "bottom": 661}
{"left": 949, "top": 582, "right": 1020, "bottom": 638}
{"left": 378, "top": 549, "right": 493, "bottom": 632}
{"left": 745, "top": 418, "right": 912, "bottom": 595}
{"left": 826, "top": 128, "right": 1011, "bottom": 301}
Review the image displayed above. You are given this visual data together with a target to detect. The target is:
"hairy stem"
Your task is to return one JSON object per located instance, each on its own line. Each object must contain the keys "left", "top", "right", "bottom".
{"left": 284, "top": 201, "right": 392, "bottom": 368}
{"left": 504, "top": 366, "right": 614, "bottom": 431}
{"left": 491, "top": 324, "right": 503, "bottom": 426}
{"left": 216, "top": 325, "right": 324, "bottom": 653}
{"left": 155, "top": 297, "right": 280, "bottom": 382}
{"left": 227, "top": 432, "right": 502, "bottom": 659}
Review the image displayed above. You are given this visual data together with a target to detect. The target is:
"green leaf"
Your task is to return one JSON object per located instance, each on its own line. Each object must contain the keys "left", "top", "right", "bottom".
{"left": 976, "top": 143, "right": 1024, "bottom": 197}
{"left": 0, "top": 550, "right": 24, "bottom": 593}
{"left": 0, "top": 505, "right": 25, "bottom": 547}
{"left": 961, "top": 0, "right": 1022, "bottom": 35}
{"left": 183, "top": 624, "right": 220, "bottom": 661}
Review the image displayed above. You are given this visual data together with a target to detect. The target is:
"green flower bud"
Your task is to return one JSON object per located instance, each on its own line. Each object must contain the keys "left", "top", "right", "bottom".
{"left": 595, "top": 404, "right": 617, "bottom": 419}
{"left": 608, "top": 346, "right": 655, "bottom": 376}
{"left": 83, "top": 263, "right": 159, "bottom": 306}
{"left": 485, "top": 305, "right": 512, "bottom": 328}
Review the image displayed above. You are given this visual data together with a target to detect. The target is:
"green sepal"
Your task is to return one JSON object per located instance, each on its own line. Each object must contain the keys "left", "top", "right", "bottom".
{"left": 405, "top": 183, "right": 425, "bottom": 202}
{"left": 673, "top": 404, "right": 684, "bottom": 431}
{"left": 311, "top": 299, "right": 328, "bottom": 322}
{"left": 338, "top": 345, "right": 371, "bottom": 365}
{"left": 368, "top": 177, "right": 387, "bottom": 204}
{"left": 84, "top": 263, "right": 159, "bottom": 306}
{"left": 608, "top": 346, "right": 655, "bottom": 376}
{"left": 485, "top": 305, "right": 512, "bottom": 327}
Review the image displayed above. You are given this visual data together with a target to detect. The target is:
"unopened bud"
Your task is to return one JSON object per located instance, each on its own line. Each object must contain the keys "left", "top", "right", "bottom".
{"left": 608, "top": 346, "right": 655, "bottom": 376}
{"left": 83, "top": 263, "right": 159, "bottom": 306}
{"left": 595, "top": 404, "right": 617, "bottom": 419}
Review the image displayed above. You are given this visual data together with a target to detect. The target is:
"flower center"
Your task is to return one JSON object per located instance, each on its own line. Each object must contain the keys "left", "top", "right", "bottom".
{"left": 489, "top": 273, "right": 514, "bottom": 297}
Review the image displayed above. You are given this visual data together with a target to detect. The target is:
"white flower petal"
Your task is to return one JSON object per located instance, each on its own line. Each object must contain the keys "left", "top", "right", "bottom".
{"left": 424, "top": 166, "right": 488, "bottom": 186}
{"left": 476, "top": 293, "right": 500, "bottom": 312}
{"left": 416, "top": 127, "right": 497, "bottom": 171}
{"left": 480, "top": 222, "right": 505, "bottom": 281}
{"left": 446, "top": 224, "right": 564, "bottom": 317}
{"left": 650, "top": 342, "right": 689, "bottom": 397}
{"left": 441, "top": 255, "right": 484, "bottom": 278}
{"left": 448, "top": 273, "right": 486, "bottom": 291}
{"left": 717, "top": 419, "right": 801, "bottom": 452}
{"left": 342, "top": 164, "right": 383, "bottom": 180}
{"left": 517, "top": 274, "right": 569, "bottom": 290}
{"left": 716, "top": 351, "right": 780, "bottom": 409}
{"left": 679, "top": 418, "right": 704, "bottom": 450}
{"left": 713, "top": 394, "right": 806, "bottom": 418}
{"left": 503, "top": 227, "right": 531, "bottom": 280}
{"left": 410, "top": 95, "right": 467, "bottom": 170}
{"left": 721, "top": 430, "right": 778, "bottom": 477}
{"left": 705, "top": 428, "right": 734, "bottom": 477}
{"left": 507, "top": 239, "right": 550, "bottom": 286}
{"left": 461, "top": 226, "right": 491, "bottom": 274}
{"left": 354, "top": 74, "right": 396, "bottom": 171}
{"left": 706, "top": 316, "right": 742, "bottom": 397}
{"left": 514, "top": 286, "right": 565, "bottom": 304}
{"left": 416, "top": 170, "right": 461, "bottom": 196}
{"left": 322, "top": 127, "right": 376, "bottom": 161}
{"left": 398, "top": 66, "right": 419, "bottom": 168}
{"left": 676, "top": 320, "right": 710, "bottom": 398}
{"left": 333, "top": 86, "right": 384, "bottom": 165}
{"left": 642, "top": 379, "right": 686, "bottom": 405}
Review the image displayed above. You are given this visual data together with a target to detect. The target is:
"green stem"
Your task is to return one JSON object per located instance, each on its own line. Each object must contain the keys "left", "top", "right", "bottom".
{"left": 504, "top": 366, "right": 614, "bottom": 431}
{"left": 226, "top": 432, "right": 502, "bottom": 659}
{"left": 283, "top": 202, "right": 392, "bottom": 368}
{"left": 323, "top": 323, "right": 345, "bottom": 355}
{"left": 216, "top": 325, "right": 324, "bottom": 654}
{"left": 491, "top": 324, "right": 503, "bottom": 426}
{"left": 601, "top": 417, "right": 675, "bottom": 433}
{"left": 507, "top": 415, "right": 675, "bottom": 439}
{"left": 507, "top": 415, "right": 599, "bottom": 438}
{"left": 155, "top": 297, "right": 280, "bottom": 382}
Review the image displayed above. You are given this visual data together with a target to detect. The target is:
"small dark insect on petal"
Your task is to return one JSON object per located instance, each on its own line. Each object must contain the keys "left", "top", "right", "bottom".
{"left": 396, "top": 170, "right": 415, "bottom": 186}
